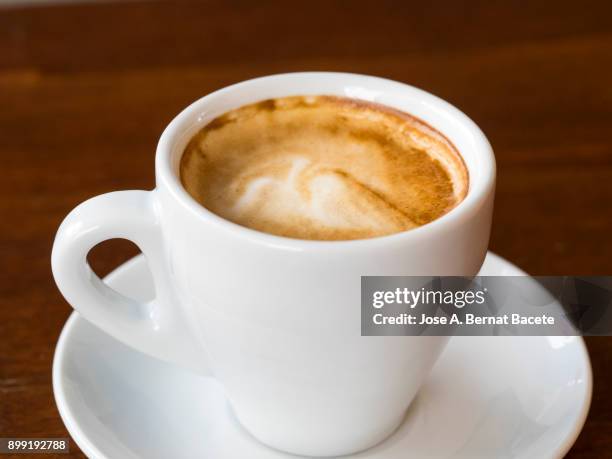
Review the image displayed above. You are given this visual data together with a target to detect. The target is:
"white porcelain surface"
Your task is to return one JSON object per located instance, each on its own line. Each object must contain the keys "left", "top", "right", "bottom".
{"left": 53, "top": 252, "right": 592, "bottom": 459}
{"left": 52, "top": 73, "right": 496, "bottom": 456}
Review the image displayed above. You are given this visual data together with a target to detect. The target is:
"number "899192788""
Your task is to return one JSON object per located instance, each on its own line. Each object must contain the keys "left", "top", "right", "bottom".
{"left": 1, "top": 438, "right": 69, "bottom": 454}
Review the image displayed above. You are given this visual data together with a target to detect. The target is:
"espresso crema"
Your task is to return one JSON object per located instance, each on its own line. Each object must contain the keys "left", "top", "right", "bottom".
{"left": 180, "top": 95, "right": 468, "bottom": 240}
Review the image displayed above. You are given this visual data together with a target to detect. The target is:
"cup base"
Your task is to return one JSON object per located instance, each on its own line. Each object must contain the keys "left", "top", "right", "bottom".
{"left": 231, "top": 404, "right": 407, "bottom": 457}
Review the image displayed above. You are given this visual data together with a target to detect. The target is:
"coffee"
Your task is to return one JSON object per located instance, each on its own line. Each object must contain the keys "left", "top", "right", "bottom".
{"left": 180, "top": 95, "right": 468, "bottom": 240}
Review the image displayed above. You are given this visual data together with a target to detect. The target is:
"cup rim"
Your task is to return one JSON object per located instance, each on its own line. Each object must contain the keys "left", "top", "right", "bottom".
{"left": 156, "top": 72, "right": 495, "bottom": 250}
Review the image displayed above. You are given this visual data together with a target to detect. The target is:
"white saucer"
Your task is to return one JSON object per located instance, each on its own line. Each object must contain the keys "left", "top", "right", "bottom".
{"left": 53, "top": 253, "right": 592, "bottom": 459}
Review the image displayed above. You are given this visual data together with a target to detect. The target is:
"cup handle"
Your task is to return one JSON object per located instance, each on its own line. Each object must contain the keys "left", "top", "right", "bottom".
{"left": 52, "top": 190, "right": 209, "bottom": 375}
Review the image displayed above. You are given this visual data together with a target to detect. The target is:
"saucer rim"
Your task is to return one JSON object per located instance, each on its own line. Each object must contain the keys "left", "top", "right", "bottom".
{"left": 52, "top": 253, "right": 593, "bottom": 459}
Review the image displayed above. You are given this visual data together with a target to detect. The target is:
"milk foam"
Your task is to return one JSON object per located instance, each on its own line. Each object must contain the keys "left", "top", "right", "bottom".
{"left": 180, "top": 96, "right": 468, "bottom": 240}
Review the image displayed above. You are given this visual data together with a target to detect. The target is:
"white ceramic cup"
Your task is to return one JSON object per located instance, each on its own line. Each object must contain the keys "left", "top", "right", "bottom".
{"left": 52, "top": 73, "right": 495, "bottom": 457}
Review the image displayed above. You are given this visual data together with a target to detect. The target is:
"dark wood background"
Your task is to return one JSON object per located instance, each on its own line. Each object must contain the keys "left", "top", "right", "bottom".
{"left": 1, "top": 1, "right": 610, "bottom": 457}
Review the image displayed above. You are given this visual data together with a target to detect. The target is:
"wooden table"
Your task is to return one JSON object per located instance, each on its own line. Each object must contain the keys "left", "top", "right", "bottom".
{"left": 1, "top": 1, "right": 610, "bottom": 457}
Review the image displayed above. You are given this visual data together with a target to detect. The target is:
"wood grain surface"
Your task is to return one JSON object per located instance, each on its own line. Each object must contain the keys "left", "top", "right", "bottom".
{"left": 1, "top": 1, "right": 611, "bottom": 457}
